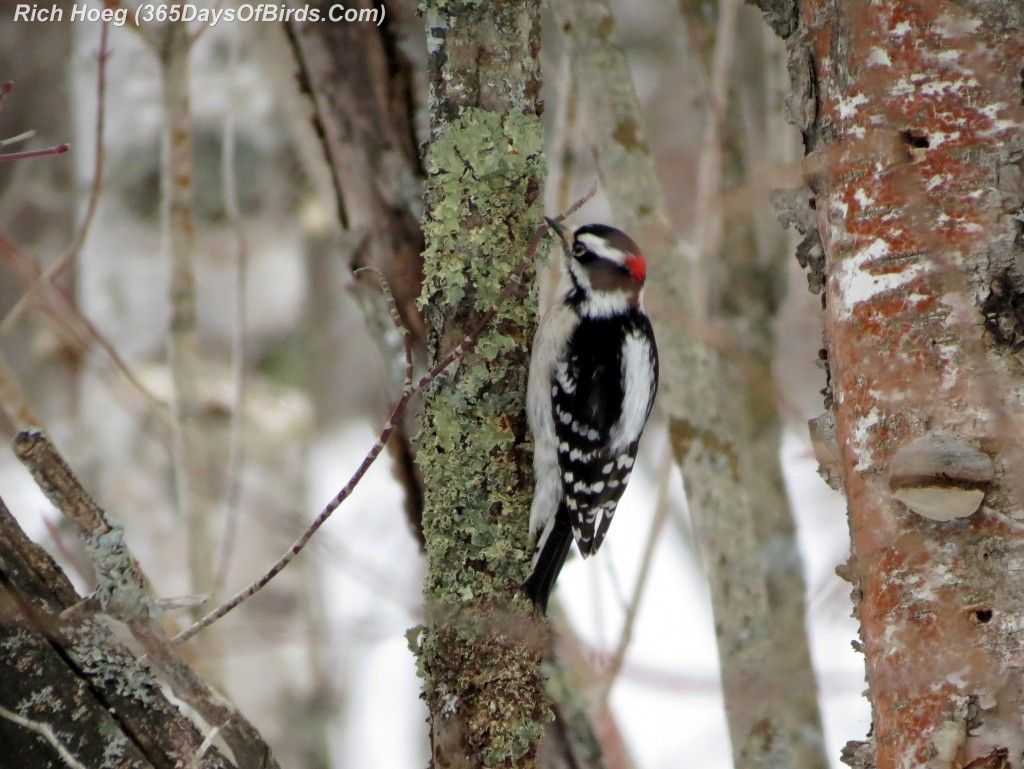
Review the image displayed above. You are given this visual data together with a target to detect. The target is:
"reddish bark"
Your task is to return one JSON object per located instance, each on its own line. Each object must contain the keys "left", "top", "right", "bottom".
{"left": 793, "top": 0, "right": 1024, "bottom": 766}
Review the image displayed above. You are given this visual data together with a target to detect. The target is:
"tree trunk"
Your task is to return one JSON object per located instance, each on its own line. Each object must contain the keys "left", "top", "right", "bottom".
{"left": 412, "top": 2, "right": 548, "bottom": 768}
{"left": 286, "top": 0, "right": 429, "bottom": 541}
{"left": 768, "top": 0, "right": 1024, "bottom": 766}
{"left": 552, "top": 0, "right": 809, "bottom": 764}
{"left": 684, "top": 4, "right": 828, "bottom": 766}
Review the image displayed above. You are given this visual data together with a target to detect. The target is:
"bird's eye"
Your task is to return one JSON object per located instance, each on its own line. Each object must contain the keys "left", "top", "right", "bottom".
{"left": 572, "top": 242, "right": 587, "bottom": 258}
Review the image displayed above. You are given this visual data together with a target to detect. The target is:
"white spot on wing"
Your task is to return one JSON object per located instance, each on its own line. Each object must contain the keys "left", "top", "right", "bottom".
{"left": 556, "top": 362, "right": 576, "bottom": 394}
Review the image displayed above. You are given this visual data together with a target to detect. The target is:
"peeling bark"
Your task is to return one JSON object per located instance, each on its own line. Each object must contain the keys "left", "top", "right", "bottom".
{"left": 774, "top": 0, "right": 1024, "bottom": 766}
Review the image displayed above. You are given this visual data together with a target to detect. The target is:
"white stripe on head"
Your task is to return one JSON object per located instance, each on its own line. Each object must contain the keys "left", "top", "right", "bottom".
{"left": 577, "top": 233, "right": 630, "bottom": 267}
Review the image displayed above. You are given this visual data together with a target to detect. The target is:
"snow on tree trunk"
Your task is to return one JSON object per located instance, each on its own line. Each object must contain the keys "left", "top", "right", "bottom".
{"left": 775, "top": 0, "right": 1024, "bottom": 766}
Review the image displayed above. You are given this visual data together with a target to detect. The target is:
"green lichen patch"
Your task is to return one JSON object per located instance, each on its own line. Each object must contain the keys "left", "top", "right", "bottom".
{"left": 419, "top": 619, "right": 549, "bottom": 768}
{"left": 414, "top": 13, "right": 549, "bottom": 761}
{"left": 417, "top": 105, "right": 544, "bottom": 608}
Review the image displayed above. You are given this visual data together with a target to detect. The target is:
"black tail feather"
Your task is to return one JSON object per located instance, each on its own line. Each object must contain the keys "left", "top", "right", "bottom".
{"left": 523, "top": 505, "right": 574, "bottom": 613}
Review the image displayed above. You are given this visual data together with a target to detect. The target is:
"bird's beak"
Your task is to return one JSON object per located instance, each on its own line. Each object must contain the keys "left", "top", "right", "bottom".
{"left": 544, "top": 217, "right": 572, "bottom": 249}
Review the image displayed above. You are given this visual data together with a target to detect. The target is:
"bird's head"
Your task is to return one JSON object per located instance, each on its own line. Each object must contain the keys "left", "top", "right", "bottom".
{"left": 545, "top": 218, "right": 647, "bottom": 316}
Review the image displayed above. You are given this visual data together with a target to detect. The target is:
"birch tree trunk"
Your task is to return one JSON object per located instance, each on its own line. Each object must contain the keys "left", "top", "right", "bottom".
{"left": 412, "top": 3, "right": 548, "bottom": 768}
{"left": 765, "top": 0, "right": 1024, "bottom": 766}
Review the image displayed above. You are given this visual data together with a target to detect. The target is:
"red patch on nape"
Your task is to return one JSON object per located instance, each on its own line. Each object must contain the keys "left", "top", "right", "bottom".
{"left": 626, "top": 254, "right": 646, "bottom": 281}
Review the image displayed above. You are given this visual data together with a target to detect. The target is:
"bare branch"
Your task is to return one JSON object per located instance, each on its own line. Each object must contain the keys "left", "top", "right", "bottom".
{"left": 690, "top": 0, "right": 741, "bottom": 304}
{"left": 212, "top": 35, "right": 251, "bottom": 599}
{"left": 137, "top": 20, "right": 217, "bottom": 604}
{"left": 0, "top": 24, "right": 110, "bottom": 337}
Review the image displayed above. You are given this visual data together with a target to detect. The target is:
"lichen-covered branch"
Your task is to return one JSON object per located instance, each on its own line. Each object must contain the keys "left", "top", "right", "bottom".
{"left": 413, "top": 2, "right": 548, "bottom": 767}
{"left": 0, "top": 491, "right": 235, "bottom": 769}
{"left": 11, "top": 429, "right": 280, "bottom": 769}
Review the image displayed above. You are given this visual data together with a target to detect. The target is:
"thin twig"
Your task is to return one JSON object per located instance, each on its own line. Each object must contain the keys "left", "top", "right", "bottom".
{"left": 0, "top": 144, "right": 70, "bottom": 163}
{"left": 186, "top": 723, "right": 224, "bottom": 769}
{"left": 357, "top": 266, "right": 415, "bottom": 392}
{"left": 0, "top": 236, "right": 171, "bottom": 433}
{"left": 0, "top": 705, "right": 89, "bottom": 769}
{"left": 171, "top": 186, "right": 598, "bottom": 646}
{"left": 0, "top": 24, "right": 110, "bottom": 333}
{"left": 0, "top": 129, "right": 35, "bottom": 148}
{"left": 212, "top": 34, "right": 250, "bottom": 598}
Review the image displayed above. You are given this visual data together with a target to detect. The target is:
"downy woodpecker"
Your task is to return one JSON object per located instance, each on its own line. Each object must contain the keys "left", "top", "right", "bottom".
{"left": 524, "top": 219, "right": 659, "bottom": 612}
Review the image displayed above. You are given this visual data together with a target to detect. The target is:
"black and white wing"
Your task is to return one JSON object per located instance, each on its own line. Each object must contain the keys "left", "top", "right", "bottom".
{"left": 554, "top": 313, "right": 658, "bottom": 556}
